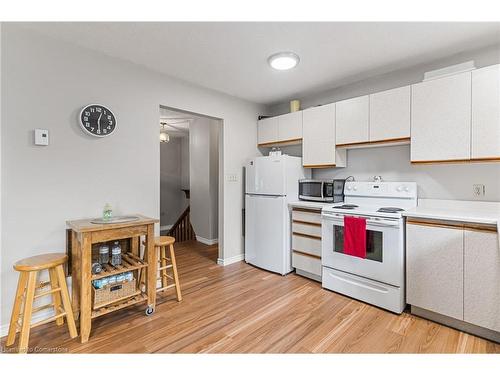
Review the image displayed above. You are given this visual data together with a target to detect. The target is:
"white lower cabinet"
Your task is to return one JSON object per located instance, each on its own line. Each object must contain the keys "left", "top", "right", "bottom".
{"left": 406, "top": 222, "right": 464, "bottom": 320}
{"left": 291, "top": 208, "right": 322, "bottom": 280}
{"left": 464, "top": 229, "right": 500, "bottom": 332}
{"left": 407, "top": 219, "right": 500, "bottom": 336}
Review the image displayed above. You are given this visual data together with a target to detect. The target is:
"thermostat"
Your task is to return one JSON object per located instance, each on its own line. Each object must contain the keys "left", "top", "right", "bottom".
{"left": 34, "top": 129, "right": 49, "bottom": 146}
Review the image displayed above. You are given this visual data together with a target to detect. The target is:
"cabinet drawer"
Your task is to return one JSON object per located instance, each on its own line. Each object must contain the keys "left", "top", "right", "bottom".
{"left": 292, "top": 209, "right": 322, "bottom": 224}
{"left": 292, "top": 252, "right": 322, "bottom": 276}
{"left": 292, "top": 221, "right": 321, "bottom": 237}
{"left": 292, "top": 234, "right": 321, "bottom": 257}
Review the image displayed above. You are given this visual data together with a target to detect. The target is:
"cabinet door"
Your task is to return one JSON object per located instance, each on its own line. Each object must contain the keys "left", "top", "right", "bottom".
{"left": 257, "top": 117, "right": 279, "bottom": 145}
{"left": 369, "top": 86, "right": 410, "bottom": 142}
{"left": 302, "top": 103, "right": 336, "bottom": 166}
{"left": 278, "top": 111, "right": 302, "bottom": 141}
{"left": 336, "top": 95, "right": 369, "bottom": 145}
{"left": 464, "top": 229, "right": 500, "bottom": 332}
{"left": 471, "top": 64, "right": 500, "bottom": 160}
{"left": 411, "top": 72, "right": 471, "bottom": 162}
{"left": 406, "top": 222, "right": 464, "bottom": 320}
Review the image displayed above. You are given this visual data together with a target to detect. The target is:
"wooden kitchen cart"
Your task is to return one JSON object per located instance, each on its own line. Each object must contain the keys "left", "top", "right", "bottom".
{"left": 67, "top": 214, "right": 159, "bottom": 343}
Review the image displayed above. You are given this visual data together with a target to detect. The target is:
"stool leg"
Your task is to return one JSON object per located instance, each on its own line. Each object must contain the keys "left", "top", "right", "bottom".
{"left": 18, "top": 271, "right": 37, "bottom": 353}
{"left": 169, "top": 244, "right": 182, "bottom": 302}
{"left": 6, "top": 272, "right": 28, "bottom": 346}
{"left": 55, "top": 265, "right": 78, "bottom": 339}
{"left": 160, "top": 246, "right": 168, "bottom": 290}
{"left": 49, "top": 268, "right": 64, "bottom": 326}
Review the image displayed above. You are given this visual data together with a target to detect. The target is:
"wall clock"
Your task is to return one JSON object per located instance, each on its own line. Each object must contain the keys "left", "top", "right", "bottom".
{"left": 79, "top": 104, "right": 117, "bottom": 137}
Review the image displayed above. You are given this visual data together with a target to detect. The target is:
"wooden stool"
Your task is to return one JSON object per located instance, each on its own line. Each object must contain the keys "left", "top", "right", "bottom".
{"left": 6, "top": 253, "right": 78, "bottom": 353}
{"left": 141, "top": 236, "right": 182, "bottom": 301}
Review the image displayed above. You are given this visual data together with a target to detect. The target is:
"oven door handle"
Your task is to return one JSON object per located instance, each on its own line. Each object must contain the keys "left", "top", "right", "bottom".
{"left": 322, "top": 214, "right": 400, "bottom": 228}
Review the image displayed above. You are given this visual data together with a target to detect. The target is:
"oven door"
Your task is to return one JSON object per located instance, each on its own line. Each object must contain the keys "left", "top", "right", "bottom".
{"left": 321, "top": 213, "right": 403, "bottom": 287}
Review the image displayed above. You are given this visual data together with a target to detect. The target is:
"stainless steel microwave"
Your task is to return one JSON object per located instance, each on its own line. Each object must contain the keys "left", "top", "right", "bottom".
{"left": 298, "top": 179, "right": 345, "bottom": 202}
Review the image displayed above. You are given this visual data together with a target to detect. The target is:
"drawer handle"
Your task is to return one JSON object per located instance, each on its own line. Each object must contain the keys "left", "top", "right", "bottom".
{"left": 329, "top": 272, "right": 388, "bottom": 293}
{"left": 293, "top": 232, "right": 322, "bottom": 240}
{"left": 293, "top": 250, "right": 321, "bottom": 259}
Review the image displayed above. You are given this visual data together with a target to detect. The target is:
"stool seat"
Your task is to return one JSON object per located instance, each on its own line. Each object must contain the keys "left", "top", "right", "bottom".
{"left": 14, "top": 253, "right": 68, "bottom": 272}
{"left": 154, "top": 236, "right": 175, "bottom": 247}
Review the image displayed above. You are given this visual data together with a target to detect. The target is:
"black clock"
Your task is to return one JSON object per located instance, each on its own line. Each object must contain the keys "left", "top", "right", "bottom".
{"left": 79, "top": 104, "right": 117, "bottom": 137}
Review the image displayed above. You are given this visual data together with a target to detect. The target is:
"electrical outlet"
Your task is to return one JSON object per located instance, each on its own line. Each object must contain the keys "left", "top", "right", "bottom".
{"left": 473, "top": 184, "right": 485, "bottom": 196}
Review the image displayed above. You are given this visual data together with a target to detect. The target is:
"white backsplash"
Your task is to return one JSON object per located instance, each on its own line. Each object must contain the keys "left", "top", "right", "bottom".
{"left": 311, "top": 145, "right": 500, "bottom": 202}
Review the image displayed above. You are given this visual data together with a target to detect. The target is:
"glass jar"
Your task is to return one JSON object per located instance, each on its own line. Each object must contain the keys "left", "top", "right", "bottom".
{"left": 99, "top": 244, "right": 110, "bottom": 265}
{"left": 103, "top": 203, "right": 113, "bottom": 221}
{"left": 110, "top": 241, "right": 122, "bottom": 267}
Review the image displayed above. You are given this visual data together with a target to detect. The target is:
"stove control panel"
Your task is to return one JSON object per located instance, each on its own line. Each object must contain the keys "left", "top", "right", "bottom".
{"left": 344, "top": 181, "right": 416, "bottom": 199}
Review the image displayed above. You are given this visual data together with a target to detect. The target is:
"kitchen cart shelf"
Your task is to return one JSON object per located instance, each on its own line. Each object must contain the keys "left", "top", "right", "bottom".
{"left": 92, "top": 289, "right": 143, "bottom": 310}
{"left": 67, "top": 214, "right": 158, "bottom": 343}
{"left": 91, "top": 252, "right": 148, "bottom": 281}
{"left": 91, "top": 293, "right": 148, "bottom": 319}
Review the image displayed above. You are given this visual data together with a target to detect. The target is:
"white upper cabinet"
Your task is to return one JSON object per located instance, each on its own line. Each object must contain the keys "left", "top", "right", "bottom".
{"left": 471, "top": 64, "right": 500, "bottom": 160}
{"left": 278, "top": 111, "right": 303, "bottom": 141}
{"left": 411, "top": 72, "right": 472, "bottom": 162}
{"left": 369, "top": 86, "right": 411, "bottom": 142}
{"left": 257, "top": 116, "right": 279, "bottom": 145}
{"left": 336, "top": 95, "right": 369, "bottom": 145}
{"left": 464, "top": 228, "right": 500, "bottom": 332}
{"left": 302, "top": 103, "right": 345, "bottom": 167}
{"left": 257, "top": 111, "right": 302, "bottom": 146}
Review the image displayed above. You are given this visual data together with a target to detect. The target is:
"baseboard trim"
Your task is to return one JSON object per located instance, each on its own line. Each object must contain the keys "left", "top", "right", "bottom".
{"left": 196, "top": 236, "right": 218, "bottom": 245}
{"left": 0, "top": 309, "right": 54, "bottom": 339}
{"left": 411, "top": 305, "right": 500, "bottom": 343}
{"left": 217, "top": 254, "right": 244, "bottom": 266}
{"left": 160, "top": 225, "right": 173, "bottom": 231}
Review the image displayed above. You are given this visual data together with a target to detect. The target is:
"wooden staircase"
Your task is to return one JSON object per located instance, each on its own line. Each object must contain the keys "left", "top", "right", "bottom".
{"left": 168, "top": 206, "right": 196, "bottom": 243}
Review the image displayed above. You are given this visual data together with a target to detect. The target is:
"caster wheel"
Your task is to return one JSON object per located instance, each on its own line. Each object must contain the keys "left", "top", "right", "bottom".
{"left": 145, "top": 306, "right": 154, "bottom": 316}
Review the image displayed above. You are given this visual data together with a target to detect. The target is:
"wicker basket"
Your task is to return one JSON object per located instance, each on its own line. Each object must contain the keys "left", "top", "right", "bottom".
{"left": 92, "top": 279, "right": 137, "bottom": 308}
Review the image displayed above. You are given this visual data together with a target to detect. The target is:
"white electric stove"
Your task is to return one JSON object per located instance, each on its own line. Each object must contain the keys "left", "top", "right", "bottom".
{"left": 321, "top": 180, "right": 417, "bottom": 313}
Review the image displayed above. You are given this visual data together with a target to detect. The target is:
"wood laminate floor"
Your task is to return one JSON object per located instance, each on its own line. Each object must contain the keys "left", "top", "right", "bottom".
{"left": 2, "top": 240, "right": 499, "bottom": 353}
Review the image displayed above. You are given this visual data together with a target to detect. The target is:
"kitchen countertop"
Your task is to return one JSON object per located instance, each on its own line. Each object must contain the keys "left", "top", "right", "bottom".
{"left": 402, "top": 199, "right": 500, "bottom": 226}
{"left": 288, "top": 201, "right": 333, "bottom": 210}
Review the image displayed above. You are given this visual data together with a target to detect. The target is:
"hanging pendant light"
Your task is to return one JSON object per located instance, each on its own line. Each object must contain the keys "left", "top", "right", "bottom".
{"left": 159, "top": 123, "right": 170, "bottom": 143}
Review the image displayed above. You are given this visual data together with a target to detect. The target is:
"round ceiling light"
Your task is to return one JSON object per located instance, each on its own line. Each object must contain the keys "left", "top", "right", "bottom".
{"left": 268, "top": 52, "right": 300, "bottom": 70}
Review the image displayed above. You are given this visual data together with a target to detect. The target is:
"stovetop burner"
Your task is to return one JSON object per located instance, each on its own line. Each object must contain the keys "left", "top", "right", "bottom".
{"left": 377, "top": 207, "right": 405, "bottom": 213}
{"left": 335, "top": 204, "right": 359, "bottom": 210}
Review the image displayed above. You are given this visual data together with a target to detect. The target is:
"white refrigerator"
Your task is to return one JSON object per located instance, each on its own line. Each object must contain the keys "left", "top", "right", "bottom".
{"left": 244, "top": 155, "right": 309, "bottom": 275}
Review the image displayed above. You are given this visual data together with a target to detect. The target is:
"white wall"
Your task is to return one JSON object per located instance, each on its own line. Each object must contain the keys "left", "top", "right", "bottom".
{"left": 189, "top": 117, "right": 220, "bottom": 241}
{"left": 180, "top": 136, "right": 190, "bottom": 190}
{"left": 314, "top": 145, "right": 500, "bottom": 201}
{"left": 267, "top": 43, "right": 500, "bottom": 202}
{"left": 0, "top": 25, "right": 262, "bottom": 331}
{"left": 160, "top": 137, "right": 188, "bottom": 227}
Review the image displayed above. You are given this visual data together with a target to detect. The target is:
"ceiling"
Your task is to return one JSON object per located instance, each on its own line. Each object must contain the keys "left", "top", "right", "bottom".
{"left": 22, "top": 22, "right": 500, "bottom": 105}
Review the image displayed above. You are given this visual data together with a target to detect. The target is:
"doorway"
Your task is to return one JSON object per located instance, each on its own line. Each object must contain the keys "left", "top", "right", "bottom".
{"left": 158, "top": 105, "right": 223, "bottom": 263}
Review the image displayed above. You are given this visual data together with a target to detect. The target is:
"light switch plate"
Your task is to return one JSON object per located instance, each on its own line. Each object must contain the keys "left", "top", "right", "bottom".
{"left": 226, "top": 173, "right": 238, "bottom": 182}
{"left": 34, "top": 129, "right": 49, "bottom": 146}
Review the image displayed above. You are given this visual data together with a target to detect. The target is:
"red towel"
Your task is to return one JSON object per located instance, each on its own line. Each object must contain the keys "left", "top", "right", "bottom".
{"left": 343, "top": 216, "right": 367, "bottom": 259}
